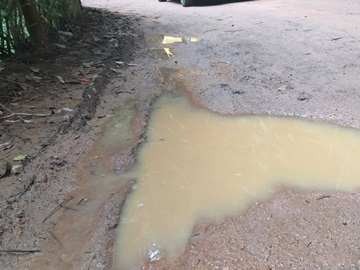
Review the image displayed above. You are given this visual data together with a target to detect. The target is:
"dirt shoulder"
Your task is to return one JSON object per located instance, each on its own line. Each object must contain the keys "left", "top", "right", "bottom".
{"left": 0, "top": 7, "right": 144, "bottom": 269}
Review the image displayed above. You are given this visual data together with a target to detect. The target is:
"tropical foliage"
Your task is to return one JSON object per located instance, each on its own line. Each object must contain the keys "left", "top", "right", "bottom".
{"left": 0, "top": 0, "right": 81, "bottom": 58}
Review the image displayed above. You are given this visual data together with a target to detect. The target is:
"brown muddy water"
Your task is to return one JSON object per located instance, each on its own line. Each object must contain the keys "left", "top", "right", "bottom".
{"left": 114, "top": 94, "right": 360, "bottom": 269}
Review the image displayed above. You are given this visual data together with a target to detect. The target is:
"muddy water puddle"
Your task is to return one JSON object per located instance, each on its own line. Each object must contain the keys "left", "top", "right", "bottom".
{"left": 115, "top": 94, "right": 360, "bottom": 269}
{"left": 146, "top": 35, "right": 198, "bottom": 60}
{"left": 150, "top": 48, "right": 174, "bottom": 60}
{"left": 145, "top": 35, "right": 198, "bottom": 45}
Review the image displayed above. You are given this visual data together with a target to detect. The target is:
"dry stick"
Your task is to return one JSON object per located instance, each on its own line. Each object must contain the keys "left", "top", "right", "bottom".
{"left": 58, "top": 204, "right": 78, "bottom": 211}
{"left": 87, "top": 255, "right": 96, "bottom": 270}
{"left": 10, "top": 176, "right": 36, "bottom": 197}
{"left": 2, "top": 112, "right": 52, "bottom": 119}
{"left": 0, "top": 103, "right": 27, "bottom": 123}
{"left": 0, "top": 249, "right": 41, "bottom": 253}
{"left": 77, "top": 198, "right": 85, "bottom": 205}
{"left": 4, "top": 119, "right": 21, "bottom": 123}
{"left": 42, "top": 196, "right": 74, "bottom": 223}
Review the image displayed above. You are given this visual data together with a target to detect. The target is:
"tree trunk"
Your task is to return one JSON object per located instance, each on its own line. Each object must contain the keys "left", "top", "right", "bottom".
{"left": 19, "top": 0, "right": 47, "bottom": 44}
{"left": 65, "top": 0, "right": 82, "bottom": 22}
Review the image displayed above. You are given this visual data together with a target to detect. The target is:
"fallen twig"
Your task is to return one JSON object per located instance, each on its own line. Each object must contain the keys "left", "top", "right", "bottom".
{"left": 224, "top": 29, "right": 244, "bottom": 33}
{"left": 87, "top": 255, "right": 96, "bottom": 270}
{"left": 77, "top": 198, "right": 85, "bottom": 205}
{"left": 10, "top": 176, "right": 36, "bottom": 197}
{"left": 0, "top": 103, "right": 29, "bottom": 123}
{"left": 317, "top": 195, "right": 331, "bottom": 200}
{"left": 0, "top": 249, "right": 41, "bottom": 253}
{"left": 58, "top": 203, "right": 78, "bottom": 211}
{"left": 5, "top": 119, "right": 21, "bottom": 123}
{"left": 2, "top": 112, "right": 52, "bottom": 119}
{"left": 42, "top": 196, "right": 73, "bottom": 223}
{"left": 331, "top": 37, "right": 342, "bottom": 41}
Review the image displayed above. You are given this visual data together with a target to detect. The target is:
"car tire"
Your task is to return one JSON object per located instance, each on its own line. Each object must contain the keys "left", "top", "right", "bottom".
{"left": 180, "top": 0, "right": 192, "bottom": 7}
{"left": 158, "top": 0, "right": 166, "bottom": 2}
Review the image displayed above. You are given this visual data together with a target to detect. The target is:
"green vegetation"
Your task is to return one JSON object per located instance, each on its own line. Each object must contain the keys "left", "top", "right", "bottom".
{"left": 0, "top": 0, "right": 82, "bottom": 59}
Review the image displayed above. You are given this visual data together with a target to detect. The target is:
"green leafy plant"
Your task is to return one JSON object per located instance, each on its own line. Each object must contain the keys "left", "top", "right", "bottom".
{"left": 0, "top": 0, "right": 81, "bottom": 59}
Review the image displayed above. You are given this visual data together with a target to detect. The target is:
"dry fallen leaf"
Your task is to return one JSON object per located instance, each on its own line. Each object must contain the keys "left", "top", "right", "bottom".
{"left": 26, "top": 75, "right": 42, "bottom": 83}
{"left": 56, "top": 75, "right": 65, "bottom": 84}
{"left": 30, "top": 67, "right": 40, "bottom": 73}
{"left": 58, "top": 31, "right": 73, "bottom": 37}
{"left": 53, "top": 43, "right": 67, "bottom": 49}
{"left": 111, "top": 68, "right": 122, "bottom": 74}
{"left": 57, "top": 108, "right": 75, "bottom": 115}
{"left": 13, "top": 154, "right": 27, "bottom": 161}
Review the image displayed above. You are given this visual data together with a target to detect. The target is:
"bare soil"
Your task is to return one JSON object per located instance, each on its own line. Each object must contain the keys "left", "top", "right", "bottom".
{"left": 0, "top": 7, "right": 142, "bottom": 269}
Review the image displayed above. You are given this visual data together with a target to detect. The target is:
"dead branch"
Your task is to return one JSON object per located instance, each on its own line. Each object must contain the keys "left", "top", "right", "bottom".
{"left": 0, "top": 249, "right": 41, "bottom": 253}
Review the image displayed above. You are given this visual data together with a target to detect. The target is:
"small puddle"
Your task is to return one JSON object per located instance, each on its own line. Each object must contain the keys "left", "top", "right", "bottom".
{"left": 115, "top": 94, "right": 360, "bottom": 269}
{"left": 147, "top": 35, "right": 198, "bottom": 61}
{"left": 99, "top": 103, "right": 136, "bottom": 151}
{"left": 145, "top": 35, "right": 198, "bottom": 45}
{"left": 150, "top": 48, "right": 174, "bottom": 60}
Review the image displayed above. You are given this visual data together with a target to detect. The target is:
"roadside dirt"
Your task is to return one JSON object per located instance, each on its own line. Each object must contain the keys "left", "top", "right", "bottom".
{"left": 0, "top": 7, "right": 145, "bottom": 269}
{"left": 2, "top": 0, "right": 360, "bottom": 270}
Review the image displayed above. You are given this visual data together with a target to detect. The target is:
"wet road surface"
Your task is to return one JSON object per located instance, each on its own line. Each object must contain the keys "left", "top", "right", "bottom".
{"left": 86, "top": 0, "right": 360, "bottom": 127}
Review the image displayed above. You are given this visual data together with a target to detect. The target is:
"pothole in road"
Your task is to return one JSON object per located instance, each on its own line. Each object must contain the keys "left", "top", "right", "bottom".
{"left": 115, "top": 94, "right": 360, "bottom": 269}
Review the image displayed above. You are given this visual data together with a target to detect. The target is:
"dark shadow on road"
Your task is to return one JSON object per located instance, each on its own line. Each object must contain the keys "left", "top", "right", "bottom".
{"left": 166, "top": 0, "right": 257, "bottom": 7}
